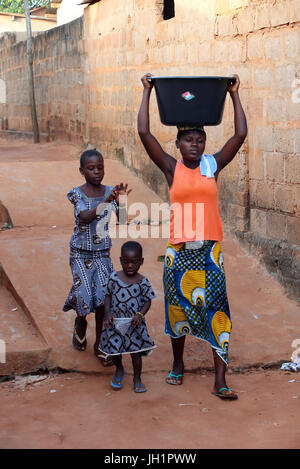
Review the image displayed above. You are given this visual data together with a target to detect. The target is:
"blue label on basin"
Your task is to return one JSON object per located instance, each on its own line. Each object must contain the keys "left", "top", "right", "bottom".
{"left": 181, "top": 91, "right": 195, "bottom": 101}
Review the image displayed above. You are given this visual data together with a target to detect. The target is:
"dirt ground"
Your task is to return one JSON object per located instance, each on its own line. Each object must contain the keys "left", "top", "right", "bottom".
{"left": 0, "top": 138, "right": 300, "bottom": 450}
{"left": 0, "top": 368, "right": 300, "bottom": 449}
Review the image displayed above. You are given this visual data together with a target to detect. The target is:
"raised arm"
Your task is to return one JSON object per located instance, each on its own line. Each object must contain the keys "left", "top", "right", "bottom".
{"left": 138, "top": 73, "right": 176, "bottom": 187}
{"left": 78, "top": 184, "right": 131, "bottom": 224}
{"left": 214, "top": 75, "right": 247, "bottom": 174}
{"left": 78, "top": 190, "right": 116, "bottom": 224}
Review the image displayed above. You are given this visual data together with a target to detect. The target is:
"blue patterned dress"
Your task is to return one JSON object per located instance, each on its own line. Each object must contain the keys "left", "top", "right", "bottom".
{"left": 63, "top": 186, "right": 117, "bottom": 316}
{"left": 99, "top": 271, "right": 156, "bottom": 357}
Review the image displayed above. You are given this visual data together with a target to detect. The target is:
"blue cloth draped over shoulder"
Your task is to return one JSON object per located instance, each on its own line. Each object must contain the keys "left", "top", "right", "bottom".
{"left": 200, "top": 154, "right": 217, "bottom": 178}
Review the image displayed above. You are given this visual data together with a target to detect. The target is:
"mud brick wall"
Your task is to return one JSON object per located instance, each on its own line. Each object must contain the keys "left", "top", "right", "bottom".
{"left": 0, "top": 0, "right": 299, "bottom": 300}
{"left": 0, "top": 17, "right": 86, "bottom": 143}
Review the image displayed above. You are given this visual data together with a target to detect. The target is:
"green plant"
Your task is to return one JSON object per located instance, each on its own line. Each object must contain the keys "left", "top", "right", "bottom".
{"left": 0, "top": 0, "right": 49, "bottom": 14}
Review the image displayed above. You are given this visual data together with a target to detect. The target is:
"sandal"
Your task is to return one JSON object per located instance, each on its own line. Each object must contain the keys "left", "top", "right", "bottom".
{"left": 212, "top": 387, "right": 238, "bottom": 400}
{"left": 72, "top": 317, "right": 87, "bottom": 351}
{"left": 165, "top": 371, "right": 183, "bottom": 386}
{"left": 111, "top": 370, "right": 125, "bottom": 390}
{"left": 134, "top": 383, "right": 147, "bottom": 393}
{"left": 94, "top": 347, "right": 114, "bottom": 367}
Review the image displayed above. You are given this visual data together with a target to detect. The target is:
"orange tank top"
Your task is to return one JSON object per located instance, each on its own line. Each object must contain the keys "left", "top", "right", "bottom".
{"left": 169, "top": 159, "right": 223, "bottom": 243}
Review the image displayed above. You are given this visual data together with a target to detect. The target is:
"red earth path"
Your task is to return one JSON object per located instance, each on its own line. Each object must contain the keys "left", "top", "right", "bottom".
{"left": 0, "top": 139, "right": 299, "bottom": 449}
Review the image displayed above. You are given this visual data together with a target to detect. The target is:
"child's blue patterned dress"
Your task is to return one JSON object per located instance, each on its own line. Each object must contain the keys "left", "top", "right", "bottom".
{"left": 99, "top": 271, "right": 156, "bottom": 357}
{"left": 63, "top": 185, "right": 117, "bottom": 316}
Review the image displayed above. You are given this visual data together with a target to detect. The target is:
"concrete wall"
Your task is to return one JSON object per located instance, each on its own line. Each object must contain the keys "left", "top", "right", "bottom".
{"left": 0, "top": 17, "right": 86, "bottom": 143}
{"left": 0, "top": 0, "right": 299, "bottom": 299}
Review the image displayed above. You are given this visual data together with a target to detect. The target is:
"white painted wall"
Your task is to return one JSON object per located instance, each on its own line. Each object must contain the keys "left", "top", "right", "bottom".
{"left": 57, "top": 0, "right": 87, "bottom": 25}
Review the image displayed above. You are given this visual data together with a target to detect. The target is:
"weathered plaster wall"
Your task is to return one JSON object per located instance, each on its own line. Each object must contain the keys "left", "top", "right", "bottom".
{"left": 0, "top": 17, "right": 86, "bottom": 143}
{"left": 0, "top": 12, "right": 57, "bottom": 34}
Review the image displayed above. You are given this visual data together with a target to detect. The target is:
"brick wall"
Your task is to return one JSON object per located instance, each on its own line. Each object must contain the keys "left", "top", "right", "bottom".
{"left": 0, "top": 17, "right": 86, "bottom": 143}
{"left": 84, "top": 0, "right": 299, "bottom": 300}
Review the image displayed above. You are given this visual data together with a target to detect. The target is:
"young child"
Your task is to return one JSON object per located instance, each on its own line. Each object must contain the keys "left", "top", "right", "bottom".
{"left": 99, "top": 241, "right": 156, "bottom": 393}
{"left": 63, "top": 149, "right": 131, "bottom": 366}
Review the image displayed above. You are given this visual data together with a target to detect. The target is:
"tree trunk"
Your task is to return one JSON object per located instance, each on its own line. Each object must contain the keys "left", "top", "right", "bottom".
{"left": 24, "top": 0, "right": 39, "bottom": 143}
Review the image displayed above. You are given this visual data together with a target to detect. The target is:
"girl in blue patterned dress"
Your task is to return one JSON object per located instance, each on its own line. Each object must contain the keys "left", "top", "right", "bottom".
{"left": 63, "top": 149, "right": 131, "bottom": 366}
{"left": 99, "top": 241, "right": 156, "bottom": 393}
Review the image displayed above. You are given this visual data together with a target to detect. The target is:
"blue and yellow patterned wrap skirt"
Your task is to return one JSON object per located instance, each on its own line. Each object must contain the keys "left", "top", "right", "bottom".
{"left": 163, "top": 241, "right": 232, "bottom": 365}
